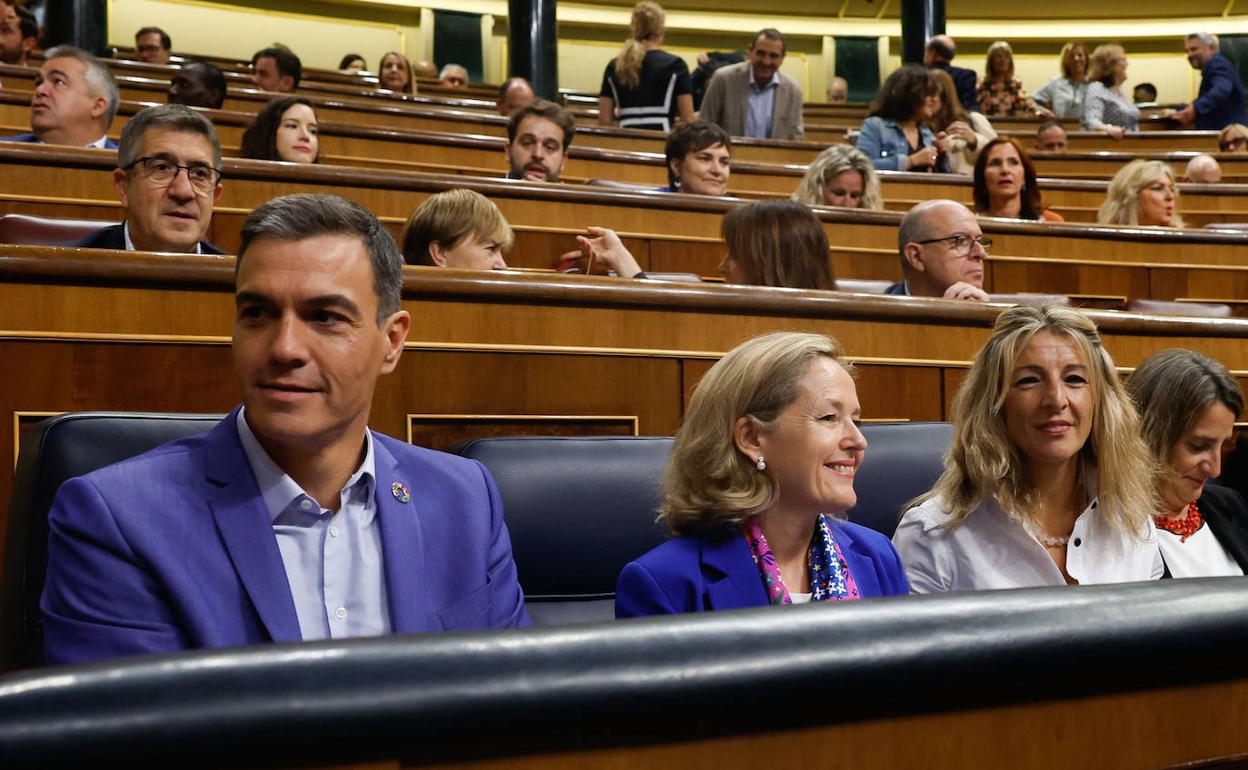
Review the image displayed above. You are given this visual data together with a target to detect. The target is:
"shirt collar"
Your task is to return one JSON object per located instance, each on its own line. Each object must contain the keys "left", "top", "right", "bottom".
{"left": 749, "top": 66, "right": 780, "bottom": 92}
{"left": 123, "top": 221, "right": 203, "bottom": 254}
{"left": 88, "top": 135, "right": 109, "bottom": 149}
{"left": 236, "top": 407, "right": 377, "bottom": 522}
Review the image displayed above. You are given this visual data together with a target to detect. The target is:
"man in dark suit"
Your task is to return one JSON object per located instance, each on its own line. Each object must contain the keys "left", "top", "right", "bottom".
{"left": 1167, "top": 33, "right": 1248, "bottom": 130}
{"left": 42, "top": 194, "right": 530, "bottom": 665}
{"left": 1, "top": 45, "right": 119, "bottom": 149}
{"left": 924, "top": 35, "right": 977, "bottom": 112}
{"left": 0, "top": 1, "right": 37, "bottom": 67}
{"left": 885, "top": 200, "right": 989, "bottom": 301}
{"left": 74, "top": 104, "right": 226, "bottom": 254}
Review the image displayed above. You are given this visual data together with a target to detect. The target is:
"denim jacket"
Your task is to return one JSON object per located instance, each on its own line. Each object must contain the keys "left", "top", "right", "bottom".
{"left": 855, "top": 116, "right": 949, "bottom": 173}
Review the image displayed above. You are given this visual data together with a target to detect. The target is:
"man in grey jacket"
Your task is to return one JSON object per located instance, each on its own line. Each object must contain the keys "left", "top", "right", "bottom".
{"left": 698, "top": 29, "right": 804, "bottom": 141}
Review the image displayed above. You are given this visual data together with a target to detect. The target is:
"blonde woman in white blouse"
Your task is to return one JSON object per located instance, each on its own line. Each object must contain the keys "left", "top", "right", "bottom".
{"left": 893, "top": 304, "right": 1161, "bottom": 592}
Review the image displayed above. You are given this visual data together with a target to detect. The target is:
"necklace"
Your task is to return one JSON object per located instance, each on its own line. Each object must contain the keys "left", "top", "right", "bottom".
{"left": 1154, "top": 502, "right": 1203, "bottom": 543}
{"left": 1035, "top": 532, "right": 1069, "bottom": 548}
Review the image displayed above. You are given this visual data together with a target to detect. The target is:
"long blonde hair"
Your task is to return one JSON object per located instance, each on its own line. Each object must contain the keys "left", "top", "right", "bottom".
{"left": 791, "top": 144, "right": 883, "bottom": 211}
{"left": 1097, "top": 159, "right": 1184, "bottom": 228}
{"left": 614, "top": 1, "right": 665, "bottom": 89}
{"left": 922, "top": 304, "right": 1156, "bottom": 537}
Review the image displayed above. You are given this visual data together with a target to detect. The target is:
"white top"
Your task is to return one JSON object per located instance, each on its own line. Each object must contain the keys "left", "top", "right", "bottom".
{"left": 1158, "top": 524, "right": 1244, "bottom": 578}
{"left": 892, "top": 495, "right": 1164, "bottom": 593}
{"left": 789, "top": 592, "right": 812, "bottom": 604}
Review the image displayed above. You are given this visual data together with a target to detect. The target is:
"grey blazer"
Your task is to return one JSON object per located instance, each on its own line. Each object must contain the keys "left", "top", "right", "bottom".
{"left": 697, "top": 61, "right": 804, "bottom": 141}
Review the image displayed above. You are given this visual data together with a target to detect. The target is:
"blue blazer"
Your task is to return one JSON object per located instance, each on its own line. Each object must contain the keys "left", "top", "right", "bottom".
{"left": 41, "top": 407, "right": 530, "bottom": 665}
{"left": 1193, "top": 54, "right": 1248, "bottom": 130}
{"left": 71, "top": 223, "right": 226, "bottom": 255}
{"left": 615, "top": 521, "right": 909, "bottom": 617}
{"left": 1, "top": 132, "right": 118, "bottom": 149}
{"left": 856, "top": 116, "right": 950, "bottom": 173}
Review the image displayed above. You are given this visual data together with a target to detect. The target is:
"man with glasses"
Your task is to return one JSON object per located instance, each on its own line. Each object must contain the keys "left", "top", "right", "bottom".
{"left": 885, "top": 199, "right": 989, "bottom": 302}
{"left": 73, "top": 104, "right": 225, "bottom": 254}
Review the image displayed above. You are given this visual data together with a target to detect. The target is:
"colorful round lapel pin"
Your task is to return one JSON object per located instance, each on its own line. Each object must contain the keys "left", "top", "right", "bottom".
{"left": 391, "top": 482, "right": 411, "bottom": 503}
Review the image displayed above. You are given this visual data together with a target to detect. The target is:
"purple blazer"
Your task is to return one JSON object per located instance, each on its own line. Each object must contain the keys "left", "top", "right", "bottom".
{"left": 41, "top": 407, "right": 529, "bottom": 665}
{"left": 615, "top": 521, "right": 909, "bottom": 617}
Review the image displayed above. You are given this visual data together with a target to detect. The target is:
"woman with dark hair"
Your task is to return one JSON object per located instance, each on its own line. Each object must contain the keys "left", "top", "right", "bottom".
{"left": 662, "top": 120, "right": 731, "bottom": 194}
{"left": 338, "top": 53, "right": 366, "bottom": 74}
{"left": 973, "top": 137, "right": 1063, "bottom": 221}
{"left": 1032, "top": 43, "right": 1088, "bottom": 120}
{"left": 239, "top": 96, "right": 320, "bottom": 164}
{"left": 719, "top": 200, "right": 834, "bottom": 290}
{"left": 856, "top": 64, "right": 949, "bottom": 172}
{"left": 599, "top": 1, "right": 694, "bottom": 131}
{"left": 977, "top": 41, "right": 1038, "bottom": 117}
{"left": 378, "top": 51, "right": 414, "bottom": 94}
{"left": 1128, "top": 349, "right": 1248, "bottom": 577}
{"left": 929, "top": 68, "right": 996, "bottom": 176}
{"left": 1083, "top": 44, "right": 1138, "bottom": 137}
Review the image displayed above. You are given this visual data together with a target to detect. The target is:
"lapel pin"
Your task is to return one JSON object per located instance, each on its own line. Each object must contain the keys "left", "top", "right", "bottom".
{"left": 391, "top": 482, "right": 410, "bottom": 503}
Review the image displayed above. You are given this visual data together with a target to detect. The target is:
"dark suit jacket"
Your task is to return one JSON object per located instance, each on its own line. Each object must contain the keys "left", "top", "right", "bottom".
{"left": 1193, "top": 53, "right": 1248, "bottom": 130}
{"left": 615, "top": 522, "right": 909, "bottom": 617}
{"left": 41, "top": 407, "right": 530, "bottom": 665}
{"left": 1, "top": 132, "right": 118, "bottom": 149}
{"left": 1199, "top": 483, "right": 1248, "bottom": 572}
{"left": 884, "top": 280, "right": 908, "bottom": 296}
{"left": 931, "top": 61, "right": 978, "bottom": 111}
{"left": 72, "top": 223, "right": 226, "bottom": 255}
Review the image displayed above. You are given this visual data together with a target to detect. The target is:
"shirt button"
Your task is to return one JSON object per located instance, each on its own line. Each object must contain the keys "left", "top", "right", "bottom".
{"left": 335, "top": 607, "right": 347, "bottom": 620}
{"left": 329, "top": 525, "right": 340, "bottom": 538}
{"left": 1073, "top": 538, "right": 1082, "bottom": 547}
{"left": 299, "top": 499, "right": 314, "bottom": 511}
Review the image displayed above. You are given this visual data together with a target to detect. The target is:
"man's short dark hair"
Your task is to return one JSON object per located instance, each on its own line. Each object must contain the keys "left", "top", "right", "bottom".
{"left": 664, "top": 121, "right": 730, "bottom": 187}
{"left": 118, "top": 103, "right": 222, "bottom": 171}
{"left": 136, "top": 26, "right": 171, "bottom": 51}
{"left": 507, "top": 99, "right": 575, "bottom": 150}
{"left": 1036, "top": 118, "right": 1063, "bottom": 136}
{"left": 14, "top": 4, "right": 36, "bottom": 40}
{"left": 926, "top": 37, "right": 955, "bottom": 61}
{"left": 252, "top": 46, "right": 302, "bottom": 89}
{"left": 237, "top": 194, "right": 403, "bottom": 322}
{"left": 183, "top": 61, "right": 227, "bottom": 109}
{"left": 1134, "top": 82, "right": 1158, "bottom": 101}
{"left": 752, "top": 28, "right": 786, "bottom": 55}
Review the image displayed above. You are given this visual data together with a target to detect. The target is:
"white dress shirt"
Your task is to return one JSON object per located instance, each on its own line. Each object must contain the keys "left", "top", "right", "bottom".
{"left": 1158, "top": 525, "right": 1244, "bottom": 578}
{"left": 893, "top": 494, "right": 1164, "bottom": 593}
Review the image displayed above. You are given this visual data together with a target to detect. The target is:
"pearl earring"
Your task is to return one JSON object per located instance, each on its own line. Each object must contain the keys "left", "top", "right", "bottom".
{"left": 756, "top": 456, "right": 766, "bottom": 471}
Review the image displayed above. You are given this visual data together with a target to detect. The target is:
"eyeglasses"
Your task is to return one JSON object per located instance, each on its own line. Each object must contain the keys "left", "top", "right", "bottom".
{"left": 914, "top": 233, "right": 992, "bottom": 255}
{"left": 1219, "top": 136, "right": 1247, "bottom": 152}
{"left": 124, "top": 156, "right": 221, "bottom": 193}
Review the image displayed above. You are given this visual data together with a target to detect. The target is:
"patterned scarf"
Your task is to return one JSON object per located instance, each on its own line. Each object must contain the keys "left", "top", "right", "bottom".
{"left": 742, "top": 514, "right": 861, "bottom": 605}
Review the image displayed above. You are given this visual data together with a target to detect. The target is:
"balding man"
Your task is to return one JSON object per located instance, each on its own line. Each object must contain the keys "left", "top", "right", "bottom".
{"left": 1, "top": 45, "right": 119, "bottom": 149}
{"left": 924, "top": 35, "right": 976, "bottom": 111}
{"left": 826, "top": 76, "right": 848, "bottom": 104}
{"left": 497, "top": 77, "right": 535, "bottom": 116}
{"left": 885, "top": 200, "right": 990, "bottom": 301}
{"left": 1185, "top": 154, "right": 1222, "bottom": 183}
{"left": 1167, "top": 33, "right": 1248, "bottom": 130}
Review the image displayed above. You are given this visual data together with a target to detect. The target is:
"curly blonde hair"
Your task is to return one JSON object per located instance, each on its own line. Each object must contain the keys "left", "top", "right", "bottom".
{"left": 1097, "top": 159, "right": 1184, "bottom": 227}
{"left": 791, "top": 144, "right": 883, "bottom": 211}
{"left": 661, "top": 332, "right": 853, "bottom": 537}
{"left": 921, "top": 304, "right": 1156, "bottom": 537}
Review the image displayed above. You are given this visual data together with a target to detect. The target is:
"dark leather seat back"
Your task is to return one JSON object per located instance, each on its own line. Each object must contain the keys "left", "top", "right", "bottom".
{"left": 0, "top": 214, "right": 115, "bottom": 246}
{"left": 2, "top": 412, "right": 220, "bottom": 671}
{"left": 846, "top": 422, "right": 953, "bottom": 538}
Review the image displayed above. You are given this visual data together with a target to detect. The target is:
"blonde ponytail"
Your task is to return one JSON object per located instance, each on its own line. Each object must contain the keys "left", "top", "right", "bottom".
{"left": 614, "top": 1, "right": 665, "bottom": 90}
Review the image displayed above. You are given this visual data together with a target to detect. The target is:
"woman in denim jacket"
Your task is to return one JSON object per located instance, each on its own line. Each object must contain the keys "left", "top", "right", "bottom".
{"left": 856, "top": 64, "right": 949, "bottom": 173}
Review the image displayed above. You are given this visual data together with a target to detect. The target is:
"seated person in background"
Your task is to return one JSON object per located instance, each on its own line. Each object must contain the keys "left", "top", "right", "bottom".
{"left": 791, "top": 144, "right": 883, "bottom": 210}
{"left": 886, "top": 200, "right": 988, "bottom": 301}
{"left": 893, "top": 304, "right": 1161, "bottom": 592}
{"left": 339, "top": 54, "right": 366, "bottom": 74}
{"left": 1098, "top": 159, "right": 1183, "bottom": 228}
{"left": 1218, "top": 123, "right": 1248, "bottom": 152}
{"left": 616, "top": 331, "right": 909, "bottom": 617}
{"left": 1185, "top": 154, "right": 1222, "bottom": 183}
{"left": 1034, "top": 120, "right": 1068, "bottom": 152}
{"left": 661, "top": 120, "right": 730, "bottom": 194}
{"left": 440, "top": 63, "right": 469, "bottom": 88}
{"left": 1082, "top": 44, "right": 1138, "bottom": 138}
{"left": 496, "top": 77, "right": 535, "bottom": 116}
{"left": 239, "top": 96, "right": 319, "bottom": 164}
{"left": 827, "top": 76, "right": 849, "bottom": 103}
{"left": 401, "top": 188, "right": 512, "bottom": 269}
{"left": 135, "top": 26, "right": 172, "bottom": 66}
{"left": 251, "top": 46, "right": 301, "bottom": 93}
{"left": 73, "top": 104, "right": 225, "bottom": 254}
{"left": 930, "top": 68, "right": 996, "bottom": 176}
{"left": 44, "top": 194, "right": 529, "bottom": 665}
{"left": 0, "top": 1, "right": 38, "bottom": 67}
{"left": 168, "top": 61, "right": 227, "bottom": 110}
{"left": 1129, "top": 350, "right": 1248, "bottom": 577}
{"left": 378, "top": 51, "right": 414, "bottom": 94}
{"left": 973, "top": 137, "right": 1063, "bottom": 222}
{"left": 412, "top": 59, "right": 439, "bottom": 79}
{"left": 504, "top": 99, "right": 574, "bottom": 182}
{"left": 719, "top": 200, "right": 834, "bottom": 289}
{"left": 2, "top": 45, "right": 119, "bottom": 148}
{"left": 856, "top": 64, "right": 949, "bottom": 172}
{"left": 977, "top": 41, "right": 1039, "bottom": 117}
{"left": 1133, "top": 82, "right": 1158, "bottom": 105}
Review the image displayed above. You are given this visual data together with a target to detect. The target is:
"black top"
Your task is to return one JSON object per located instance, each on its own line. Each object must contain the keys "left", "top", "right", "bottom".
{"left": 600, "top": 49, "right": 692, "bottom": 132}
{"left": 1192, "top": 483, "right": 1248, "bottom": 573}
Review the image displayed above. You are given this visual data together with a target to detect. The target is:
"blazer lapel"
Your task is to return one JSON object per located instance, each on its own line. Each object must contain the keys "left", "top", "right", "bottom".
{"left": 204, "top": 408, "right": 302, "bottom": 643}
{"left": 372, "top": 437, "right": 431, "bottom": 634}
{"left": 702, "top": 534, "right": 769, "bottom": 610}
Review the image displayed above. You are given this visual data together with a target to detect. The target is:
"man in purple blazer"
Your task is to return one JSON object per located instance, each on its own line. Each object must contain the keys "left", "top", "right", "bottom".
{"left": 41, "top": 194, "right": 529, "bottom": 666}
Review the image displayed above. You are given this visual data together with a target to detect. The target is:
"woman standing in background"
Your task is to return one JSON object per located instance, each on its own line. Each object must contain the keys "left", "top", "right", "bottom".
{"left": 599, "top": 2, "right": 695, "bottom": 131}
